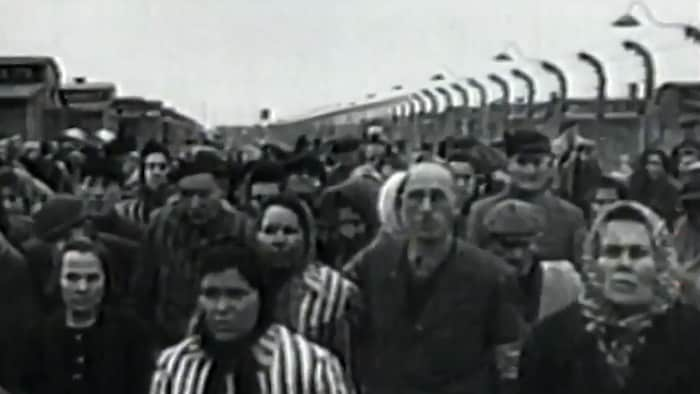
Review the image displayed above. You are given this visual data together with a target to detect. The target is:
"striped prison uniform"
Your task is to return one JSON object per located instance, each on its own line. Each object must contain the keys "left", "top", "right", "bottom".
{"left": 150, "top": 324, "right": 350, "bottom": 394}
{"left": 115, "top": 197, "right": 152, "bottom": 227}
{"left": 278, "top": 264, "right": 359, "bottom": 372}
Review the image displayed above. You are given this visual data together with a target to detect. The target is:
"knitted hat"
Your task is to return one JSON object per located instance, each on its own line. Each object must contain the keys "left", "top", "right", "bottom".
{"left": 483, "top": 199, "right": 545, "bottom": 236}
{"left": 32, "top": 194, "right": 86, "bottom": 242}
{"left": 504, "top": 130, "right": 551, "bottom": 157}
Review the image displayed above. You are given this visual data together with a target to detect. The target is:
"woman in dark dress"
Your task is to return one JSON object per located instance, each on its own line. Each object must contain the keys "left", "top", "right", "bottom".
{"left": 519, "top": 201, "right": 700, "bottom": 394}
{"left": 10, "top": 238, "right": 153, "bottom": 394}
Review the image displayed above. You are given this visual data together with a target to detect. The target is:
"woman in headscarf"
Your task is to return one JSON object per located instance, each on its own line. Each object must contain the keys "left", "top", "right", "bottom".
{"left": 628, "top": 149, "right": 680, "bottom": 228}
{"left": 254, "top": 194, "right": 359, "bottom": 373}
{"left": 151, "top": 240, "right": 350, "bottom": 394}
{"left": 519, "top": 201, "right": 700, "bottom": 394}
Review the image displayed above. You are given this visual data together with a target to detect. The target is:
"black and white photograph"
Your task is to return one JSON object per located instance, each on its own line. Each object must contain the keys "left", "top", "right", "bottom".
{"left": 0, "top": 0, "right": 699, "bottom": 393}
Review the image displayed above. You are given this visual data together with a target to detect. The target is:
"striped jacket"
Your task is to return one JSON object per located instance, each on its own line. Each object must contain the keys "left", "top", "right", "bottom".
{"left": 277, "top": 264, "right": 359, "bottom": 369}
{"left": 150, "top": 324, "right": 350, "bottom": 394}
{"left": 115, "top": 197, "right": 151, "bottom": 227}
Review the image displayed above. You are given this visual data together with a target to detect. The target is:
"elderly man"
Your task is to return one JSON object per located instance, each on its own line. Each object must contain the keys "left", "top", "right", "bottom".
{"left": 468, "top": 130, "right": 586, "bottom": 269}
{"left": 519, "top": 201, "right": 700, "bottom": 394}
{"left": 346, "top": 161, "right": 519, "bottom": 394}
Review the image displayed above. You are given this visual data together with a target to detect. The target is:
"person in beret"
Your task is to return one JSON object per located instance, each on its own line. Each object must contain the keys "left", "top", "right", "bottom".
{"left": 129, "top": 149, "right": 254, "bottom": 346}
{"left": 468, "top": 130, "right": 587, "bottom": 269}
{"left": 482, "top": 198, "right": 582, "bottom": 389}
{"left": 241, "top": 160, "right": 288, "bottom": 216}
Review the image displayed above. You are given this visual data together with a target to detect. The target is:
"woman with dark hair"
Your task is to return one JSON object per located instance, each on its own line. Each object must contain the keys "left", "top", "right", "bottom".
{"left": 11, "top": 238, "right": 152, "bottom": 394}
{"left": 628, "top": 149, "right": 680, "bottom": 228}
{"left": 151, "top": 240, "right": 350, "bottom": 394}
{"left": 254, "top": 194, "right": 359, "bottom": 372}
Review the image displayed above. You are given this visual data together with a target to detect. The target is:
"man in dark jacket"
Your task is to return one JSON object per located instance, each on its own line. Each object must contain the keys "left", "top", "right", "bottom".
{"left": 346, "top": 162, "right": 519, "bottom": 394}
{"left": 130, "top": 151, "right": 252, "bottom": 346}
{"left": 468, "top": 130, "right": 586, "bottom": 269}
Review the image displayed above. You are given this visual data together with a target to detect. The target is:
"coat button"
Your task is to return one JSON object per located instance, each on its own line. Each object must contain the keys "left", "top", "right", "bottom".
{"left": 75, "top": 334, "right": 83, "bottom": 341}
{"left": 415, "top": 324, "right": 423, "bottom": 332}
{"left": 76, "top": 356, "right": 85, "bottom": 364}
{"left": 72, "top": 373, "right": 82, "bottom": 381}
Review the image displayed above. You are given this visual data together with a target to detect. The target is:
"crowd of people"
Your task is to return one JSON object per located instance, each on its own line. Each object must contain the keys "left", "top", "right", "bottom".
{"left": 1, "top": 125, "right": 700, "bottom": 394}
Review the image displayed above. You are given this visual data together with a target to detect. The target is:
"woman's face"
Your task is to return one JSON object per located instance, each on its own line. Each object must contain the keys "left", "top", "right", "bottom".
{"left": 598, "top": 219, "right": 656, "bottom": 306}
{"left": 199, "top": 268, "right": 260, "bottom": 342}
{"left": 257, "top": 205, "right": 305, "bottom": 267}
{"left": 645, "top": 153, "right": 665, "bottom": 179}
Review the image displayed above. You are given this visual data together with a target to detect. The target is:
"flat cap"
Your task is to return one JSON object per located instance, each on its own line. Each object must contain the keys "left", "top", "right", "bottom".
{"left": 483, "top": 198, "right": 545, "bottom": 236}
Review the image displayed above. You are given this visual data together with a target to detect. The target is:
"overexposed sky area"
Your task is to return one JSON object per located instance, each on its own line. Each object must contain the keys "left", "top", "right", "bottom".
{"left": 1, "top": 0, "right": 698, "bottom": 125}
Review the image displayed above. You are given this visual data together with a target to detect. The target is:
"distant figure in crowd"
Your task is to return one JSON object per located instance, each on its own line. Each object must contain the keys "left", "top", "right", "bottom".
{"left": 131, "top": 152, "right": 251, "bottom": 346}
{"left": 519, "top": 201, "right": 700, "bottom": 394}
{"left": 346, "top": 162, "right": 519, "bottom": 394}
{"left": 585, "top": 175, "right": 628, "bottom": 225}
{"left": 150, "top": 242, "right": 350, "bottom": 394}
{"left": 327, "top": 137, "right": 362, "bottom": 186}
{"left": 243, "top": 160, "right": 287, "bottom": 216}
{"left": 12, "top": 238, "right": 151, "bottom": 394}
{"left": 628, "top": 149, "right": 680, "bottom": 229}
{"left": 673, "top": 165, "right": 700, "bottom": 307}
{"left": 468, "top": 130, "right": 586, "bottom": 268}
{"left": 318, "top": 175, "right": 380, "bottom": 269}
{"left": 116, "top": 140, "right": 173, "bottom": 227}
{"left": 446, "top": 151, "right": 481, "bottom": 237}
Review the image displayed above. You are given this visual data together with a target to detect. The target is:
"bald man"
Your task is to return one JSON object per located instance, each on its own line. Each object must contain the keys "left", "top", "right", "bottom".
{"left": 345, "top": 162, "right": 520, "bottom": 394}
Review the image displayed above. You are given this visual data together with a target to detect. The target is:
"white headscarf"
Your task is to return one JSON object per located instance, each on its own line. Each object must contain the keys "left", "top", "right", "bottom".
{"left": 377, "top": 171, "right": 407, "bottom": 237}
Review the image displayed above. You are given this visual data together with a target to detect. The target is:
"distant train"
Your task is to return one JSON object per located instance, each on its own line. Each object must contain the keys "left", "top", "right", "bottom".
{"left": 0, "top": 56, "right": 203, "bottom": 154}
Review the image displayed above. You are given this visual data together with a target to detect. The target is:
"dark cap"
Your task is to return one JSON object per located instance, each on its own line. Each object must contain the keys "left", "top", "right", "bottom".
{"left": 483, "top": 199, "right": 545, "bottom": 236}
{"left": 170, "top": 150, "right": 227, "bottom": 182}
{"left": 141, "top": 139, "right": 170, "bottom": 161}
{"left": 504, "top": 130, "right": 551, "bottom": 157}
{"left": 32, "top": 194, "right": 86, "bottom": 242}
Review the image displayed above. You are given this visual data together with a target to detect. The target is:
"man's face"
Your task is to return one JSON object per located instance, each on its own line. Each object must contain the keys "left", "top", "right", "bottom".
{"left": 144, "top": 152, "right": 169, "bottom": 190}
{"left": 507, "top": 153, "right": 554, "bottom": 191}
{"left": 449, "top": 161, "right": 477, "bottom": 206}
{"left": 199, "top": 268, "right": 260, "bottom": 342}
{"left": 249, "top": 182, "right": 281, "bottom": 213}
{"left": 60, "top": 250, "right": 105, "bottom": 313}
{"left": 590, "top": 187, "right": 620, "bottom": 220}
{"left": 1, "top": 186, "right": 25, "bottom": 215}
{"left": 180, "top": 185, "right": 220, "bottom": 225}
{"left": 80, "top": 176, "right": 121, "bottom": 216}
{"left": 401, "top": 165, "right": 455, "bottom": 242}
{"left": 256, "top": 205, "right": 305, "bottom": 268}
{"left": 488, "top": 235, "right": 537, "bottom": 276}
{"left": 599, "top": 220, "right": 656, "bottom": 306}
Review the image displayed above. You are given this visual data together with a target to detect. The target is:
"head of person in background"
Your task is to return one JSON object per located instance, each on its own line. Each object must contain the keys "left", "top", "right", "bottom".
{"left": 483, "top": 199, "right": 544, "bottom": 277}
{"left": 587, "top": 175, "right": 628, "bottom": 224}
{"left": 255, "top": 194, "right": 314, "bottom": 275}
{"left": 170, "top": 151, "right": 227, "bottom": 226}
{"left": 679, "top": 166, "right": 700, "bottom": 230}
{"left": 330, "top": 137, "right": 361, "bottom": 169}
{"left": 504, "top": 130, "right": 556, "bottom": 194}
{"left": 140, "top": 140, "right": 171, "bottom": 193}
{"left": 446, "top": 152, "right": 481, "bottom": 215}
{"left": 363, "top": 132, "right": 388, "bottom": 167}
{"left": 79, "top": 154, "right": 125, "bottom": 217}
{"left": 0, "top": 167, "right": 29, "bottom": 216}
{"left": 284, "top": 153, "right": 326, "bottom": 207}
{"left": 32, "top": 194, "right": 93, "bottom": 250}
{"left": 243, "top": 160, "right": 288, "bottom": 216}
{"left": 639, "top": 149, "right": 671, "bottom": 182}
{"left": 674, "top": 138, "right": 700, "bottom": 179}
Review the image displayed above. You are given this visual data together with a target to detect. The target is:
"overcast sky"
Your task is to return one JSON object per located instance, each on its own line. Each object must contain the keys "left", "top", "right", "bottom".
{"left": 1, "top": 0, "right": 698, "bottom": 125}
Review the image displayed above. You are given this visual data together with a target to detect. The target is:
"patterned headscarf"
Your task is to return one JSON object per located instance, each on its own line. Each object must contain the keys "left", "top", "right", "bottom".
{"left": 377, "top": 171, "right": 407, "bottom": 238}
{"left": 579, "top": 200, "right": 680, "bottom": 386}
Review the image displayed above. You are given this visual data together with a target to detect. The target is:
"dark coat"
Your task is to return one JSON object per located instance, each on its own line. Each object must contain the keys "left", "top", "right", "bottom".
{"left": 345, "top": 238, "right": 519, "bottom": 394}
{"left": 519, "top": 302, "right": 700, "bottom": 394}
{"left": 10, "top": 308, "right": 153, "bottom": 394}
{"left": 467, "top": 188, "right": 586, "bottom": 269}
